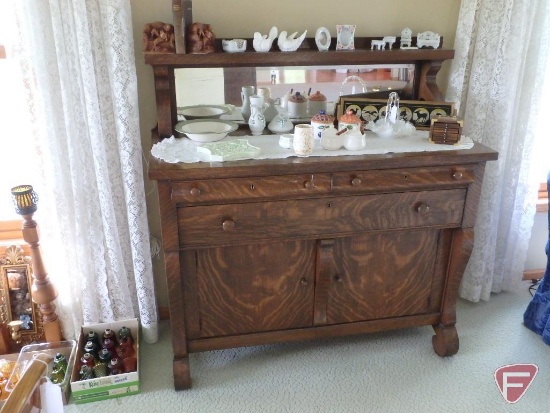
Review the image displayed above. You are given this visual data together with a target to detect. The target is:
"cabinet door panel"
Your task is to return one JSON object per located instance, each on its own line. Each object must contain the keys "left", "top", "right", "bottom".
{"left": 187, "top": 240, "right": 315, "bottom": 338}
{"left": 326, "top": 229, "right": 439, "bottom": 324}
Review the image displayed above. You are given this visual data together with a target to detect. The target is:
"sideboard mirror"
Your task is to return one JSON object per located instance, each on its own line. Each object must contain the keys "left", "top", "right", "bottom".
{"left": 174, "top": 64, "right": 416, "bottom": 108}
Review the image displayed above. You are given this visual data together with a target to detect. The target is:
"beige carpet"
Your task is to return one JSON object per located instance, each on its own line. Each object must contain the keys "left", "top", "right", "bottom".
{"left": 65, "top": 284, "right": 548, "bottom": 413}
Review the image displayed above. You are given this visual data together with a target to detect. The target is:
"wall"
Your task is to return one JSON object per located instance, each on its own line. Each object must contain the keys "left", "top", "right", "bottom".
{"left": 131, "top": 0, "right": 462, "bottom": 306}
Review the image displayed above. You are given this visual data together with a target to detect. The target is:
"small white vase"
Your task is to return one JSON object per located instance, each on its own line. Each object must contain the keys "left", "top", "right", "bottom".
{"left": 248, "top": 97, "right": 266, "bottom": 135}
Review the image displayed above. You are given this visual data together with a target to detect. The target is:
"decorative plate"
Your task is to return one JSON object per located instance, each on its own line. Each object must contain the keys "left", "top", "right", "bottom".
{"left": 177, "top": 105, "right": 231, "bottom": 120}
{"left": 175, "top": 119, "right": 238, "bottom": 142}
{"left": 197, "top": 139, "right": 261, "bottom": 162}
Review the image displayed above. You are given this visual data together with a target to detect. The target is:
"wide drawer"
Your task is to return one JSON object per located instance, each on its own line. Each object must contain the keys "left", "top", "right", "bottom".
{"left": 178, "top": 189, "right": 466, "bottom": 247}
{"left": 171, "top": 174, "right": 331, "bottom": 205}
{"left": 332, "top": 165, "right": 476, "bottom": 195}
{"left": 268, "top": 188, "right": 466, "bottom": 238}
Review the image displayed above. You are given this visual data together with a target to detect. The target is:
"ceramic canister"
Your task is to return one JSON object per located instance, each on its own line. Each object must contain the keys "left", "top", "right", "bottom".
{"left": 293, "top": 124, "right": 314, "bottom": 157}
{"left": 307, "top": 91, "right": 327, "bottom": 116}
{"left": 338, "top": 109, "right": 362, "bottom": 131}
{"left": 288, "top": 92, "right": 308, "bottom": 118}
{"left": 310, "top": 110, "right": 335, "bottom": 140}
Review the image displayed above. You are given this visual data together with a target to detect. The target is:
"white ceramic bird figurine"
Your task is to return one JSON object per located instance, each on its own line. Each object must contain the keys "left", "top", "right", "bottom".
{"left": 253, "top": 26, "right": 278, "bottom": 52}
{"left": 277, "top": 30, "right": 307, "bottom": 52}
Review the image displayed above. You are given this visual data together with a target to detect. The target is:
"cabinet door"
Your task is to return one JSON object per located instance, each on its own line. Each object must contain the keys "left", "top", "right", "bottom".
{"left": 325, "top": 229, "right": 447, "bottom": 324}
{"left": 183, "top": 240, "right": 315, "bottom": 339}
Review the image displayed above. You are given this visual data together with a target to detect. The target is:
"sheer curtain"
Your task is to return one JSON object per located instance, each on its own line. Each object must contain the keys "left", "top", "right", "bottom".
{"left": 8, "top": 0, "right": 158, "bottom": 342}
{"left": 446, "top": 0, "right": 550, "bottom": 302}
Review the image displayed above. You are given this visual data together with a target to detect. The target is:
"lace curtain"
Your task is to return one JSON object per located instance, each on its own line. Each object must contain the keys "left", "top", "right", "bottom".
{"left": 446, "top": 0, "right": 550, "bottom": 302}
{"left": 9, "top": 0, "right": 158, "bottom": 342}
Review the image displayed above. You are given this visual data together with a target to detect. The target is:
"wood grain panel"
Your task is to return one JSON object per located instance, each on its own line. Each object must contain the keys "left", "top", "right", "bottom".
{"left": 332, "top": 165, "right": 475, "bottom": 195}
{"left": 326, "top": 230, "right": 439, "bottom": 324}
{"left": 171, "top": 174, "right": 331, "bottom": 205}
{"left": 268, "top": 189, "right": 466, "bottom": 238}
{"left": 193, "top": 241, "right": 315, "bottom": 337}
{"left": 178, "top": 202, "right": 267, "bottom": 247}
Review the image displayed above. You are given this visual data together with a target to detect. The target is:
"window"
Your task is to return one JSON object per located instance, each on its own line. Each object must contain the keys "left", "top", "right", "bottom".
{"left": 0, "top": 2, "right": 36, "bottom": 243}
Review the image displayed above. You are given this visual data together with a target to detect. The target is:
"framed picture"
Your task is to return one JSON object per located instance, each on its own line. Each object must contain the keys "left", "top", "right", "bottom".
{"left": 336, "top": 25, "right": 356, "bottom": 50}
{"left": 336, "top": 97, "right": 455, "bottom": 130}
{"left": 0, "top": 245, "right": 43, "bottom": 348}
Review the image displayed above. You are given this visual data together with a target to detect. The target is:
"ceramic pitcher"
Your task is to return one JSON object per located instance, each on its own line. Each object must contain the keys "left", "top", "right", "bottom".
{"left": 256, "top": 87, "right": 278, "bottom": 122}
{"left": 241, "top": 86, "right": 255, "bottom": 122}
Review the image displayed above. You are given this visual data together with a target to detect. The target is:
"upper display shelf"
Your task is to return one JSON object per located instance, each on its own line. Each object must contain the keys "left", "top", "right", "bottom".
{"left": 144, "top": 37, "right": 455, "bottom": 68}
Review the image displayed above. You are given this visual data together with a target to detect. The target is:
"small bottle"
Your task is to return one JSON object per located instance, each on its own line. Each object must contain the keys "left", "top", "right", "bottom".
{"left": 103, "top": 328, "right": 118, "bottom": 345}
{"left": 79, "top": 365, "right": 94, "bottom": 381}
{"left": 98, "top": 348, "right": 113, "bottom": 364}
{"left": 80, "top": 353, "right": 95, "bottom": 368}
{"left": 85, "top": 330, "right": 100, "bottom": 347}
{"left": 108, "top": 358, "right": 124, "bottom": 375}
{"left": 117, "top": 326, "right": 133, "bottom": 344}
{"left": 83, "top": 340, "right": 99, "bottom": 359}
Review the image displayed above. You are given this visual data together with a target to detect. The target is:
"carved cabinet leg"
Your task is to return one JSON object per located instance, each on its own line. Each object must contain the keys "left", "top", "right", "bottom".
{"left": 173, "top": 356, "right": 191, "bottom": 390}
{"left": 432, "top": 324, "right": 459, "bottom": 357}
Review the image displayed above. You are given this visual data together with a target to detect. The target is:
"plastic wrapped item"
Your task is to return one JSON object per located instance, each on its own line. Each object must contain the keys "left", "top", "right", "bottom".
{"left": 5, "top": 340, "right": 76, "bottom": 404}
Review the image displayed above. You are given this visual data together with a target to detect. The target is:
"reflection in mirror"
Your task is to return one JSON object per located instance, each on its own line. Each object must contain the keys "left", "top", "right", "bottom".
{"left": 174, "top": 64, "right": 415, "bottom": 115}
{"left": 0, "top": 245, "right": 43, "bottom": 349}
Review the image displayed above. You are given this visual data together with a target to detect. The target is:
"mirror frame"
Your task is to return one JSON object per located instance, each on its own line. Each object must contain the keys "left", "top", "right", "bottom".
{"left": 0, "top": 245, "right": 43, "bottom": 347}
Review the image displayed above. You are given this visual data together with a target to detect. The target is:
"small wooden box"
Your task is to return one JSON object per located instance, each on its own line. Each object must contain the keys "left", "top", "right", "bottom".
{"left": 429, "top": 116, "right": 463, "bottom": 145}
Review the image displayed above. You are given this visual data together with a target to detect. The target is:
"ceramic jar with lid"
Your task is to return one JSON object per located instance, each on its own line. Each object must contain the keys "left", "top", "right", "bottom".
{"left": 310, "top": 110, "right": 335, "bottom": 140}
{"left": 288, "top": 92, "right": 308, "bottom": 119}
{"left": 343, "top": 124, "right": 366, "bottom": 151}
{"left": 307, "top": 91, "right": 327, "bottom": 116}
{"left": 338, "top": 109, "right": 362, "bottom": 131}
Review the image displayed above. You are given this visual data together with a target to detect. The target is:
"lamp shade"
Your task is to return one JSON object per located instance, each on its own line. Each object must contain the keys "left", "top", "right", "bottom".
{"left": 11, "top": 185, "right": 39, "bottom": 215}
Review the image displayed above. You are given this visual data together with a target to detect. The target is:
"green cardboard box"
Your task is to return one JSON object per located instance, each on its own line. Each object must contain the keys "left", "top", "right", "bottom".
{"left": 70, "top": 318, "right": 139, "bottom": 404}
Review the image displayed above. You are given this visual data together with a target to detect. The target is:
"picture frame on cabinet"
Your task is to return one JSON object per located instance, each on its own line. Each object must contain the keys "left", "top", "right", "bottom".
{"left": 0, "top": 245, "right": 43, "bottom": 348}
{"left": 336, "top": 97, "right": 455, "bottom": 130}
{"left": 336, "top": 25, "right": 356, "bottom": 50}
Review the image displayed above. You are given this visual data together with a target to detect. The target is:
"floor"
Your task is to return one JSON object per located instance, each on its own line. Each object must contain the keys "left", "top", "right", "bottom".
{"left": 65, "top": 284, "right": 549, "bottom": 413}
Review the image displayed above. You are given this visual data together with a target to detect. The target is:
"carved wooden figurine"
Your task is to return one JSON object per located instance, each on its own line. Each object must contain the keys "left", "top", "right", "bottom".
{"left": 143, "top": 22, "right": 176, "bottom": 53}
{"left": 186, "top": 23, "right": 216, "bottom": 54}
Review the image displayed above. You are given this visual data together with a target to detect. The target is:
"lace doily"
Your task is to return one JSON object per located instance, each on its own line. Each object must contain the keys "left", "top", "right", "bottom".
{"left": 151, "top": 130, "right": 475, "bottom": 164}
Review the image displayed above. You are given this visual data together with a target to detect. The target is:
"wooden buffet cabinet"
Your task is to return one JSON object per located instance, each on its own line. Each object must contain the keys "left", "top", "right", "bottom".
{"left": 145, "top": 40, "right": 498, "bottom": 390}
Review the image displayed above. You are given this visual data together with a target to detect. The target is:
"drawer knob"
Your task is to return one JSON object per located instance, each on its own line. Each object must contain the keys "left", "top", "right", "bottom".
{"left": 190, "top": 187, "right": 201, "bottom": 196}
{"left": 351, "top": 177, "right": 362, "bottom": 186}
{"left": 453, "top": 171, "right": 463, "bottom": 180}
{"left": 304, "top": 180, "right": 316, "bottom": 190}
{"left": 300, "top": 278, "right": 308, "bottom": 286}
{"left": 334, "top": 274, "right": 343, "bottom": 283}
{"left": 222, "top": 219, "right": 235, "bottom": 230}
{"left": 417, "top": 204, "right": 430, "bottom": 214}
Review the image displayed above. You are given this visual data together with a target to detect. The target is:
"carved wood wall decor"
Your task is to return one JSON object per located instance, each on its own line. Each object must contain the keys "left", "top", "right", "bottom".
{"left": 143, "top": 22, "right": 176, "bottom": 53}
{"left": 0, "top": 245, "right": 44, "bottom": 349}
{"left": 186, "top": 23, "right": 216, "bottom": 54}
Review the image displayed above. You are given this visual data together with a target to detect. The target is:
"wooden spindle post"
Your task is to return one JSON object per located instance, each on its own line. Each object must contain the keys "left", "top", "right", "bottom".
{"left": 11, "top": 185, "right": 63, "bottom": 343}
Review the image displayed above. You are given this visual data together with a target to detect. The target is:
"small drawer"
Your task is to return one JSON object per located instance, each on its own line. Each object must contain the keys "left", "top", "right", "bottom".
{"left": 178, "top": 203, "right": 268, "bottom": 247}
{"left": 268, "top": 189, "right": 467, "bottom": 237}
{"left": 172, "top": 174, "right": 331, "bottom": 205}
{"left": 332, "top": 165, "right": 476, "bottom": 195}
